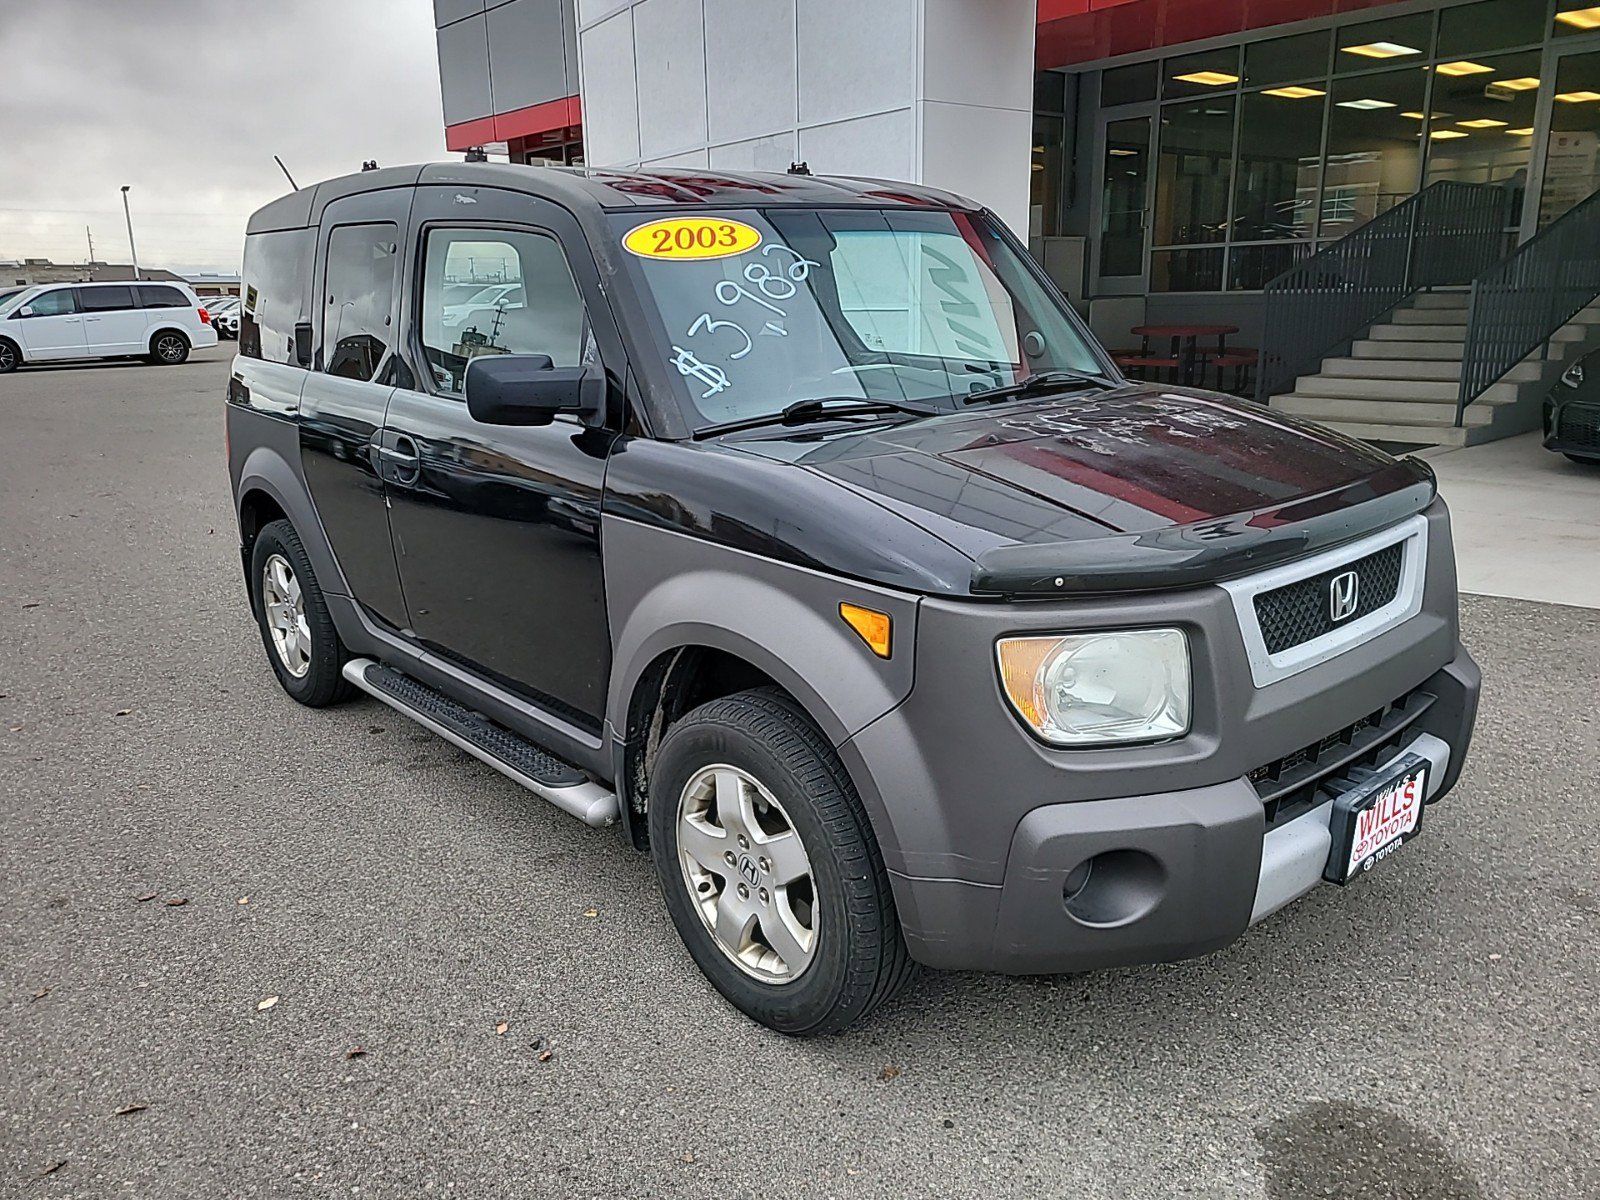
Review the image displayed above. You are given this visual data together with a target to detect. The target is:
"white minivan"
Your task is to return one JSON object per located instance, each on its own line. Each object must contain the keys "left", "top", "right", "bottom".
{"left": 0, "top": 280, "right": 218, "bottom": 372}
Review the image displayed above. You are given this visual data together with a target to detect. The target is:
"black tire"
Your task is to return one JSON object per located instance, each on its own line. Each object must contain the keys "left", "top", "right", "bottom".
{"left": 0, "top": 338, "right": 19, "bottom": 373}
{"left": 249, "top": 519, "right": 354, "bottom": 707}
{"left": 148, "top": 330, "right": 190, "bottom": 365}
{"left": 649, "top": 689, "right": 916, "bottom": 1035}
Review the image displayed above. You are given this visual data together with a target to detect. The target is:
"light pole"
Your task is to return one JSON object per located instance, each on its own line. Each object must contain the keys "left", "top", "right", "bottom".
{"left": 120, "top": 186, "right": 141, "bottom": 280}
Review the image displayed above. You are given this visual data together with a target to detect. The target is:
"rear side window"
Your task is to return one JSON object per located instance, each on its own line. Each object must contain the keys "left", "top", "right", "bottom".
{"left": 26, "top": 289, "right": 78, "bottom": 317}
{"left": 417, "top": 227, "right": 587, "bottom": 395}
{"left": 241, "top": 227, "right": 315, "bottom": 364}
{"left": 138, "top": 285, "right": 187, "bottom": 309}
{"left": 79, "top": 286, "right": 136, "bottom": 312}
{"left": 322, "top": 223, "right": 399, "bottom": 382}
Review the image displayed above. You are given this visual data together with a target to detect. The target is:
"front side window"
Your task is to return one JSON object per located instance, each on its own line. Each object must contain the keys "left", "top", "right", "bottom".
{"left": 418, "top": 228, "right": 587, "bottom": 395}
{"left": 322, "top": 223, "right": 398, "bottom": 382}
{"left": 612, "top": 207, "right": 1104, "bottom": 427}
{"left": 79, "top": 286, "right": 135, "bottom": 312}
{"left": 26, "top": 289, "right": 78, "bottom": 317}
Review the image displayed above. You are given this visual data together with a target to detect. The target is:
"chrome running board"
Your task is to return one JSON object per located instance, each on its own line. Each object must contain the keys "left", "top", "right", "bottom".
{"left": 341, "top": 657, "right": 619, "bottom": 828}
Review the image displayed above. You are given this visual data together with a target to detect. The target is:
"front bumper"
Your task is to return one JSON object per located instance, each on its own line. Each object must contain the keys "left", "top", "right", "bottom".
{"left": 877, "top": 649, "right": 1479, "bottom": 973}
{"left": 1544, "top": 397, "right": 1600, "bottom": 460}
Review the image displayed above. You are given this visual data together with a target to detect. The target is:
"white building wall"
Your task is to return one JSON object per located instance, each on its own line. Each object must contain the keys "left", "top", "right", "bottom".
{"left": 575, "top": 0, "right": 1035, "bottom": 233}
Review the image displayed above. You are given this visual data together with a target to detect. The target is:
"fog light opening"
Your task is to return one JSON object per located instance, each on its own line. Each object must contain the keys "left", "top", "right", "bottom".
{"left": 1061, "top": 849, "right": 1165, "bottom": 928}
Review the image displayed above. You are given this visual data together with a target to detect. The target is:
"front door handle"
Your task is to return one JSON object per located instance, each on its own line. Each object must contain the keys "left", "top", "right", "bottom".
{"left": 377, "top": 433, "right": 421, "bottom": 485}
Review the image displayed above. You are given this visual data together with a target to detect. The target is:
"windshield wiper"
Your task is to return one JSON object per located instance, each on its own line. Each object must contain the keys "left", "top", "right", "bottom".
{"left": 960, "top": 370, "right": 1120, "bottom": 406}
{"left": 692, "top": 396, "right": 940, "bottom": 440}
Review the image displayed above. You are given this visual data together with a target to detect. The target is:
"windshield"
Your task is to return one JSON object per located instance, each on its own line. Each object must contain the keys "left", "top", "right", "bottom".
{"left": 0, "top": 286, "right": 31, "bottom": 314}
{"left": 610, "top": 207, "right": 1107, "bottom": 429}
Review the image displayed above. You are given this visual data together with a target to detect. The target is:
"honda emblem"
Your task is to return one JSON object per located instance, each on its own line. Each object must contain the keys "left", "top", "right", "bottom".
{"left": 1329, "top": 570, "right": 1360, "bottom": 622}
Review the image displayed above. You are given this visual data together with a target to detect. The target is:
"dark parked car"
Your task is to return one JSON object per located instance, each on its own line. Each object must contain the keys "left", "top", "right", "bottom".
{"left": 227, "top": 164, "right": 1479, "bottom": 1034}
{"left": 1544, "top": 349, "right": 1600, "bottom": 464}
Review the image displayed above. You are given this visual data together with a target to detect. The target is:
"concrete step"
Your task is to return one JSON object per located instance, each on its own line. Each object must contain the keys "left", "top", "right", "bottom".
{"left": 1351, "top": 338, "right": 1467, "bottom": 360}
{"left": 1407, "top": 292, "right": 1471, "bottom": 311}
{"left": 1289, "top": 374, "right": 1522, "bottom": 403}
{"left": 1275, "top": 395, "right": 1497, "bottom": 427}
{"left": 1322, "top": 357, "right": 1546, "bottom": 383}
{"left": 1392, "top": 308, "right": 1470, "bottom": 326}
{"left": 1369, "top": 322, "right": 1468, "bottom": 342}
{"left": 1298, "top": 419, "right": 1474, "bottom": 448}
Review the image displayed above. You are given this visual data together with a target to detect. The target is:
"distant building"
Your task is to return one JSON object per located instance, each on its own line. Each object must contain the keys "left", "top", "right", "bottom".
{"left": 182, "top": 271, "right": 242, "bottom": 298}
{"left": 2, "top": 258, "right": 186, "bottom": 287}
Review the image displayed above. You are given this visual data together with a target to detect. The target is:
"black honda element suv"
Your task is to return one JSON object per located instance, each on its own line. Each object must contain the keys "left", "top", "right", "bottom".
{"left": 227, "top": 164, "right": 1479, "bottom": 1034}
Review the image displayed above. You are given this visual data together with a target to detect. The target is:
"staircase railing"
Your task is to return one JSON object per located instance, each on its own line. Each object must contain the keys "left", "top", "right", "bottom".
{"left": 1456, "top": 187, "right": 1600, "bottom": 425}
{"left": 1255, "top": 181, "right": 1508, "bottom": 402}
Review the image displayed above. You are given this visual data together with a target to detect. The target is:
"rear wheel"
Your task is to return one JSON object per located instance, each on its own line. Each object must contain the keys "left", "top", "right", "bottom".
{"left": 0, "top": 339, "right": 19, "bottom": 373}
{"left": 149, "top": 330, "right": 189, "bottom": 365}
{"left": 649, "top": 689, "right": 916, "bottom": 1035}
{"left": 249, "top": 519, "right": 353, "bottom": 706}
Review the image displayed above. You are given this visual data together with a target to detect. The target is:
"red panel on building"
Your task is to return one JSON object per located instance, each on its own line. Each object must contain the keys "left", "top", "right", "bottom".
{"left": 446, "top": 94, "right": 583, "bottom": 152}
{"left": 1036, "top": 0, "right": 1407, "bottom": 69}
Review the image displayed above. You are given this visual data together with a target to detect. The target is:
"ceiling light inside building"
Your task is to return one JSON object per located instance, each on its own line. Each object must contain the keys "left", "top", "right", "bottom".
{"left": 1173, "top": 71, "right": 1239, "bottom": 86}
{"left": 1262, "top": 86, "right": 1326, "bottom": 99}
{"left": 1108, "top": 148, "right": 1139, "bottom": 156}
{"left": 1505, "top": 127, "right": 1535, "bottom": 136}
{"left": 1342, "top": 41, "right": 1421, "bottom": 59}
{"left": 1556, "top": 6, "right": 1600, "bottom": 30}
{"left": 1337, "top": 98, "right": 1398, "bottom": 110}
{"left": 1400, "top": 111, "right": 1450, "bottom": 120}
{"left": 1492, "top": 77, "right": 1541, "bottom": 91}
{"left": 1556, "top": 90, "right": 1600, "bottom": 102}
{"left": 1458, "top": 118, "right": 1509, "bottom": 128}
{"left": 1429, "top": 129, "right": 1471, "bottom": 139}
{"left": 1435, "top": 61, "right": 1494, "bottom": 76}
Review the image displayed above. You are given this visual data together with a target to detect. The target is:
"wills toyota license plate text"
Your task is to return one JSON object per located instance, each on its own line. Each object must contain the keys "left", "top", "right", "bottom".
{"left": 1328, "top": 759, "right": 1428, "bottom": 883}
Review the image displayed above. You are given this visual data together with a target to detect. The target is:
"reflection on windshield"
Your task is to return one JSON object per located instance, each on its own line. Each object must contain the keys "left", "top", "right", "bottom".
{"left": 613, "top": 207, "right": 1103, "bottom": 427}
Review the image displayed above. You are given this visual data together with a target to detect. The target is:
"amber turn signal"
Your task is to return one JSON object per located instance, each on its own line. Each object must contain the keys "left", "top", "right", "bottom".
{"left": 839, "top": 602, "right": 892, "bottom": 658}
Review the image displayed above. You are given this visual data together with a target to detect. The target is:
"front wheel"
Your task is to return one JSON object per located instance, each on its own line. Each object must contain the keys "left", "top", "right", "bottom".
{"left": 649, "top": 689, "right": 916, "bottom": 1035}
{"left": 0, "top": 339, "right": 19, "bottom": 373}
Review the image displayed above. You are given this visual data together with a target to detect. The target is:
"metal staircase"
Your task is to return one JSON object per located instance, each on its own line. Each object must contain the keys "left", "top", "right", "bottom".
{"left": 1259, "top": 182, "right": 1600, "bottom": 448}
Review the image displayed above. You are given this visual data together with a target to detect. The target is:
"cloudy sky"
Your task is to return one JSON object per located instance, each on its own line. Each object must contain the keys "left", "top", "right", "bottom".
{"left": 0, "top": 0, "right": 448, "bottom": 274}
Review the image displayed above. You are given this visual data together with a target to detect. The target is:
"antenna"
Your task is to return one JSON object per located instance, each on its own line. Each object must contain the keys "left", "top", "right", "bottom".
{"left": 273, "top": 155, "right": 299, "bottom": 190}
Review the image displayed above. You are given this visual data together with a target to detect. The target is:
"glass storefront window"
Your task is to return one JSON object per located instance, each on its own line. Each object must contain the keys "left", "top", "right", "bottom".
{"left": 1440, "top": 0, "right": 1546, "bottom": 56}
{"left": 1100, "top": 117, "right": 1151, "bottom": 278}
{"left": 1153, "top": 98, "right": 1236, "bottom": 245}
{"left": 1244, "top": 30, "right": 1331, "bottom": 88}
{"left": 1540, "top": 50, "right": 1600, "bottom": 224}
{"left": 1233, "top": 88, "right": 1326, "bottom": 241}
{"left": 1163, "top": 47, "right": 1241, "bottom": 99}
{"left": 1336, "top": 14, "right": 1434, "bottom": 73}
{"left": 1102, "top": 61, "right": 1157, "bottom": 107}
{"left": 1229, "top": 242, "right": 1314, "bottom": 291}
{"left": 1321, "top": 68, "right": 1428, "bottom": 237}
{"left": 1554, "top": 3, "right": 1600, "bottom": 38}
{"left": 1032, "top": 114, "right": 1066, "bottom": 239}
{"left": 1424, "top": 49, "right": 1540, "bottom": 231}
{"left": 1151, "top": 247, "right": 1223, "bottom": 292}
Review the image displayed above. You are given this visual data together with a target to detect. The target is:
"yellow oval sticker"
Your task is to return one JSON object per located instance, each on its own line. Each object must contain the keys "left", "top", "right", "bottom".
{"left": 623, "top": 217, "right": 762, "bottom": 261}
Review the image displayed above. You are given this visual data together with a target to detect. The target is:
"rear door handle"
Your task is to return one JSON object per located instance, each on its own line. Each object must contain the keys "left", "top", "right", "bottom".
{"left": 376, "top": 432, "right": 421, "bottom": 485}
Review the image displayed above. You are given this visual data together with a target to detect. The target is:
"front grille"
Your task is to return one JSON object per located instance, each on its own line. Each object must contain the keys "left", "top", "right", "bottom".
{"left": 1253, "top": 542, "right": 1404, "bottom": 655}
{"left": 1249, "top": 689, "right": 1434, "bottom": 828}
{"left": 1558, "top": 402, "right": 1600, "bottom": 450}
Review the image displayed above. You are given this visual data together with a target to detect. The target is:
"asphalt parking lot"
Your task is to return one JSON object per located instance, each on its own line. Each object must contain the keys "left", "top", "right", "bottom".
{"left": 2, "top": 350, "right": 1597, "bottom": 1199}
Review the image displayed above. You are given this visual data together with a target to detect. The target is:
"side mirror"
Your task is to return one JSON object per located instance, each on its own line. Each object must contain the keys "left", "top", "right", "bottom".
{"left": 464, "top": 354, "right": 604, "bottom": 427}
{"left": 15, "top": 304, "right": 35, "bottom": 319}
{"left": 293, "top": 320, "right": 314, "bottom": 368}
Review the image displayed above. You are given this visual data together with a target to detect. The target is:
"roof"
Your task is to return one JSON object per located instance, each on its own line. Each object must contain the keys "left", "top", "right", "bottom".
{"left": 88, "top": 264, "right": 185, "bottom": 283}
{"left": 247, "top": 164, "right": 977, "bottom": 234}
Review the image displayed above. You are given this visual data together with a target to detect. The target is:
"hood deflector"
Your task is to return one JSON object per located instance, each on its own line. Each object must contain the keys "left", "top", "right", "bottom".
{"left": 970, "top": 458, "right": 1437, "bottom": 597}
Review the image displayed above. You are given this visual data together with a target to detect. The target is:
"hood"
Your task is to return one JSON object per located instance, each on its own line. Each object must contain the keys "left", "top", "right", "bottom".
{"left": 730, "top": 383, "right": 1436, "bottom": 594}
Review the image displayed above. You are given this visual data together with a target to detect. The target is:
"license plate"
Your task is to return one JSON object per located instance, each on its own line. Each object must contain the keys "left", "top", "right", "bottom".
{"left": 1324, "top": 754, "right": 1428, "bottom": 885}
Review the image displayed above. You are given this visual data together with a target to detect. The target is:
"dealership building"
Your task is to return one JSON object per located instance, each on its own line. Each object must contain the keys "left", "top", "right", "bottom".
{"left": 434, "top": 0, "right": 1600, "bottom": 446}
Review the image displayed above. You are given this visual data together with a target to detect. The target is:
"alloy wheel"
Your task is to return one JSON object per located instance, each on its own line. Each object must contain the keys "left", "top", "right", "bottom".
{"left": 262, "top": 553, "right": 311, "bottom": 678}
{"left": 677, "top": 764, "right": 819, "bottom": 983}
{"left": 156, "top": 335, "right": 185, "bottom": 363}
{"left": 0, "top": 343, "right": 16, "bottom": 372}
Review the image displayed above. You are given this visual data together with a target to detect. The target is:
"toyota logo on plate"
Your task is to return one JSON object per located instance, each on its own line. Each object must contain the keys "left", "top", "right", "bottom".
{"left": 1329, "top": 570, "right": 1360, "bottom": 622}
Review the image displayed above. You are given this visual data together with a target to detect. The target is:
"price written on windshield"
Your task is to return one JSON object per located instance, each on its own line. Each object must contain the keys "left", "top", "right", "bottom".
{"left": 624, "top": 217, "right": 763, "bottom": 261}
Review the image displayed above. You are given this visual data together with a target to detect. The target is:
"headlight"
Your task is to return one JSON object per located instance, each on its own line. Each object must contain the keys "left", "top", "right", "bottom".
{"left": 996, "top": 629, "right": 1190, "bottom": 747}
